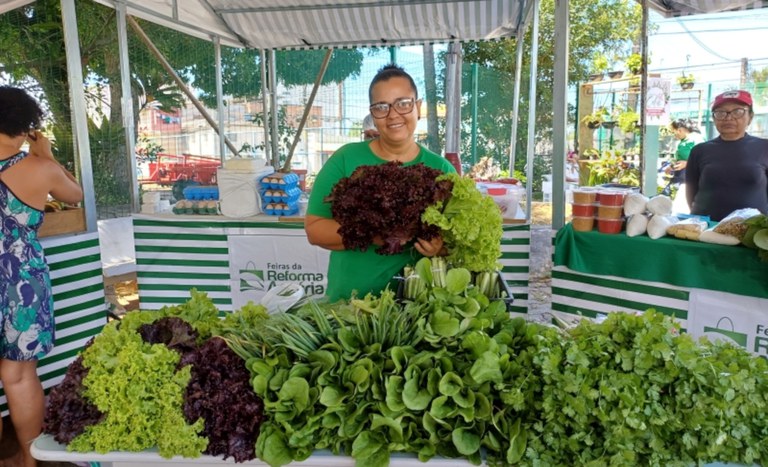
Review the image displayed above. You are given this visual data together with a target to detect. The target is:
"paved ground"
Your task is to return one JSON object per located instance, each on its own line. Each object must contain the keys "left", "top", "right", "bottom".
{"left": 526, "top": 225, "right": 554, "bottom": 323}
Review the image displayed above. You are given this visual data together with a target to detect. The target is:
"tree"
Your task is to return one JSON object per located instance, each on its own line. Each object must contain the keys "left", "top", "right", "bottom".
{"left": 459, "top": 0, "right": 642, "bottom": 186}
{"left": 0, "top": 0, "right": 364, "bottom": 210}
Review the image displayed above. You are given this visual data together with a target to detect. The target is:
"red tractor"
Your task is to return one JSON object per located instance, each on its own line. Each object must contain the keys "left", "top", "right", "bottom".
{"left": 140, "top": 153, "right": 220, "bottom": 185}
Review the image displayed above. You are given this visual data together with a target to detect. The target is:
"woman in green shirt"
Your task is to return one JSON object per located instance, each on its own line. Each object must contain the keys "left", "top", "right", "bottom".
{"left": 305, "top": 64, "right": 455, "bottom": 301}
{"left": 668, "top": 118, "right": 705, "bottom": 213}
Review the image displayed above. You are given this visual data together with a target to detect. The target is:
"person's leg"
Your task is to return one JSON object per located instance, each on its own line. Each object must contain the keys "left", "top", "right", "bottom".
{"left": 0, "top": 359, "right": 43, "bottom": 467}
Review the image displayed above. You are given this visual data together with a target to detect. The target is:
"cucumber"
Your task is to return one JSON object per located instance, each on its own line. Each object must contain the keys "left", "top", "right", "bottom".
{"left": 742, "top": 225, "right": 762, "bottom": 249}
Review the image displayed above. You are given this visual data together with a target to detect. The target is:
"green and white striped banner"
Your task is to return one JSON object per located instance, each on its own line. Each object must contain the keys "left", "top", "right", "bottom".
{"left": 134, "top": 215, "right": 306, "bottom": 312}
{"left": 551, "top": 266, "right": 690, "bottom": 328}
{"left": 1, "top": 232, "right": 106, "bottom": 415}
{"left": 135, "top": 216, "right": 532, "bottom": 314}
{"left": 501, "top": 224, "right": 530, "bottom": 315}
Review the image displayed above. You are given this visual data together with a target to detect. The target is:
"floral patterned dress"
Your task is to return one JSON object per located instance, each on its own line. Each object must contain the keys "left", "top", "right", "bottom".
{"left": 0, "top": 151, "right": 54, "bottom": 361}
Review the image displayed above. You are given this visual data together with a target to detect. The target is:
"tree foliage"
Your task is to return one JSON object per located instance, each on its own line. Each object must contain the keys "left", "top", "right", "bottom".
{"left": 460, "top": 0, "right": 642, "bottom": 185}
{"left": 0, "top": 0, "right": 363, "bottom": 211}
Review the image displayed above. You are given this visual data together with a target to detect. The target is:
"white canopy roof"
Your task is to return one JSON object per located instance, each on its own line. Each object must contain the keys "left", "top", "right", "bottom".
{"left": 89, "top": 0, "right": 533, "bottom": 49}
{"left": 646, "top": 0, "right": 768, "bottom": 18}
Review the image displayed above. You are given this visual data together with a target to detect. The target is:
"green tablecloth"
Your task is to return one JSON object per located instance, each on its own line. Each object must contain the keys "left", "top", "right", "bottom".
{"left": 553, "top": 223, "right": 768, "bottom": 299}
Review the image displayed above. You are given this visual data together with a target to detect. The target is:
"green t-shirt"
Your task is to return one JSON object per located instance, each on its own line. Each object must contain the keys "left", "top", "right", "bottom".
{"left": 675, "top": 132, "right": 705, "bottom": 161}
{"left": 307, "top": 141, "right": 457, "bottom": 302}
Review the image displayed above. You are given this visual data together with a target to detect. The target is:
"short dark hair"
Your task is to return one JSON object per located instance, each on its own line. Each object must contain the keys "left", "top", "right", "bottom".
{"left": 368, "top": 64, "right": 418, "bottom": 103}
{"left": 0, "top": 86, "right": 44, "bottom": 137}
{"left": 670, "top": 118, "right": 700, "bottom": 133}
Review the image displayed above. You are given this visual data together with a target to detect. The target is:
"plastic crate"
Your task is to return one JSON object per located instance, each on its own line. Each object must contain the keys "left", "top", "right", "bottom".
{"left": 182, "top": 185, "right": 219, "bottom": 200}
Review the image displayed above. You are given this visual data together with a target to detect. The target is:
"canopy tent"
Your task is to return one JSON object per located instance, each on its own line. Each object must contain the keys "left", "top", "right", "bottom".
{"left": 646, "top": 0, "right": 768, "bottom": 17}
{"left": 90, "top": 0, "right": 531, "bottom": 49}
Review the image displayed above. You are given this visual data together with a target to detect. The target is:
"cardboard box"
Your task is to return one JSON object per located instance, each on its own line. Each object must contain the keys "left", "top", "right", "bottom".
{"left": 39, "top": 207, "right": 86, "bottom": 238}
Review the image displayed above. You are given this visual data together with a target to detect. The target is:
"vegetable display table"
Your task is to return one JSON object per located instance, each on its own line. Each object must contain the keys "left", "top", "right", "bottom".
{"left": 552, "top": 223, "right": 768, "bottom": 357}
{"left": 31, "top": 434, "right": 478, "bottom": 466}
{"left": 0, "top": 232, "right": 106, "bottom": 416}
{"left": 131, "top": 214, "right": 532, "bottom": 315}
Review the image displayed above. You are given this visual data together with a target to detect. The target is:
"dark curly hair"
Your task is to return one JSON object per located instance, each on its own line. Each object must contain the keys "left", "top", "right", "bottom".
{"left": 0, "top": 86, "right": 44, "bottom": 137}
{"left": 368, "top": 64, "right": 418, "bottom": 103}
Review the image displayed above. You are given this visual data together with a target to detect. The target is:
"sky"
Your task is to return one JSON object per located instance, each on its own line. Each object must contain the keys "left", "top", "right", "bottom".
{"left": 646, "top": 8, "right": 768, "bottom": 87}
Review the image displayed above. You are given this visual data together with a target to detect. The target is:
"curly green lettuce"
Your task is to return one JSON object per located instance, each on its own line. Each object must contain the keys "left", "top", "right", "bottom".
{"left": 422, "top": 173, "right": 503, "bottom": 272}
{"left": 67, "top": 322, "right": 207, "bottom": 458}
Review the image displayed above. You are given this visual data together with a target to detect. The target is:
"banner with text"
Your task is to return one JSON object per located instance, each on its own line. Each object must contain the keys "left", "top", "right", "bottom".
{"left": 228, "top": 234, "right": 330, "bottom": 310}
{"left": 687, "top": 289, "right": 768, "bottom": 358}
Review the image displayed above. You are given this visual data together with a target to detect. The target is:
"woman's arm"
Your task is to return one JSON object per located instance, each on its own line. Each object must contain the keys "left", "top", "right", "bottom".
{"left": 28, "top": 131, "right": 84, "bottom": 204}
{"left": 305, "top": 214, "right": 346, "bottom": 251}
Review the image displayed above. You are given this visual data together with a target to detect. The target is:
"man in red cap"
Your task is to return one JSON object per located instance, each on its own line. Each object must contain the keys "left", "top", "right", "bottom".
{"left": 685, "top": 90, "right": 768, "bottom": 221}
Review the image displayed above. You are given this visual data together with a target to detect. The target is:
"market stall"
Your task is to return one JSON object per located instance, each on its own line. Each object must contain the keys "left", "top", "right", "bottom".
{"left": 131, "top": 214, "right": 531, "bottom": 315}
{"left": 552, "top": 222, "right": 768, "bottom": 357}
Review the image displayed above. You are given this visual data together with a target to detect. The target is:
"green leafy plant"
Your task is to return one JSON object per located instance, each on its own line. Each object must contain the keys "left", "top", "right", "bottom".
{"left": 617, "top": 109, "right": 640, "bottom": 133}
{"left": 422, "top": 173, "right": 503, "bottom": 272}
{"left": 625, "top": 53, "right": 647, "bottom": 75}
{"left": 585, "top": 149, "right": 639, "bottom": 186}
{"left": 581, "top": 106, "right": 609, "bottom": 129}
{"left": 677, "top": 73, "right": 695, "bottom": 88}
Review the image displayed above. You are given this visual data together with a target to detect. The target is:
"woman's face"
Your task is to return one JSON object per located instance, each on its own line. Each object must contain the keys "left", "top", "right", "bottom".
{"left": 369, "top": 77, "right": 420, "bottom": 145}
{"left": 713, "top": 102, "right": 752, "bottom": 141}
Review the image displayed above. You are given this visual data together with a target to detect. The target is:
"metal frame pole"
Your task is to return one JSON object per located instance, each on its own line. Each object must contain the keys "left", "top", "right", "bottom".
{"left": 551, "top": 0, "right": 569, "bottom": 229}
{"left": 61, "top": 0, "right": 97, "bottom": 231}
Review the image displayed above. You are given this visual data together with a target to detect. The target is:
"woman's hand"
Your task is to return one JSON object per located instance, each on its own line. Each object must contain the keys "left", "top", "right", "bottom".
{"left": 27, "top": 131, "right": 55, "bottom": 160}
{"left": 414, "top": 236, "right": 446, "bottom": 257}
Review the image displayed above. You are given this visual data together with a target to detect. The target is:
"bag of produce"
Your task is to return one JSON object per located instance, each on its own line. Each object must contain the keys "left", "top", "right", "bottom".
{"left": 623, "top": 192, "right": 649, "bottom": 216}
{"left": 647, "top": 214, "right": 677, "bottom": 240}
{"left": 712, "top": 208, "right": 762, "bottom": 242}
{"left": 625, "top": 213, "right": 649, "bottom": 237}
{"left": 646, "top": 195, "right": 673, "bottom": 216}
{"left": 666, "top": 217, "right": 708, "bottom": 240}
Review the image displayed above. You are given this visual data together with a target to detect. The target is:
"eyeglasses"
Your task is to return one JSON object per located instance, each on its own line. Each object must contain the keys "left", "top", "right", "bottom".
{"left": 712, "top": 108, "right": 748, "bottom": 120}
{"left": 369, "top": 97, "right": 417, "bottom": 119}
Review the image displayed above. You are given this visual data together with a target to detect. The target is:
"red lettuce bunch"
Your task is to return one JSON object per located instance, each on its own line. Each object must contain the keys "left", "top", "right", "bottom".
{"left": 325, "top": 162, "right": 453, "bottom": 254}
{"left": 180, "top": 337, "right": 264, "bottom": 463}
{"left": 44, "top": 316, "right": 264, "bottom": 463}
{"left": 43, "top": 350, "right": 104, "bottom": 444}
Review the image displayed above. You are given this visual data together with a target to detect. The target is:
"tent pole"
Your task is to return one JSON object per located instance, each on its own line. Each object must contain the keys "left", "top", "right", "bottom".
{"left": 444, "top": 42, "right": 462, "bottom": 156}
{"left": 61, "top": 0, "right": 97, "bottom": 231}
{"left": 128, "top": 16, "right": 240, "bottom": 157}
{"left": 269, "top": 49, "right": 279, "bottom": 167}
{"left": 551, "top": 0, "right": 569, "bottom": 230}
{"left": 525, "top": 0, "right": 541, "bottom": 226}
{"left": 508, "top": 30, "right": 525, "bottom": 177}
{"left": 283, "top": 49, "right": 332, "bottom": 172}
{"left": 260, "top": 50, "right": 271, "bottom": 164}
{"left": 639, "top": 0, "right": 650, "bottom": 194}
{"left": 116, "top": 1, "right": 139, "bottom": 213}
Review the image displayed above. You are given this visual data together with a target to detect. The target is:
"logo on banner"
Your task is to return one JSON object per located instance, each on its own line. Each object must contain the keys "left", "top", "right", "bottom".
{"left": 703, "top": 316, "right": 748, "bottom": 348}
{"left": 239, "top": 261, "right": 266, "bottom": 292}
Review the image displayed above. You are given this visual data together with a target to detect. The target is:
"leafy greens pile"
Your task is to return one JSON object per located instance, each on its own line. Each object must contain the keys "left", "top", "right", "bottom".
{"left": 44, "top": 290, "right": 268, "bottom": 462}
{"left": 325, "top": 161, "right": 452, "bottom": 254}
{"left": 222, "top": 282, "right": 768, "bottom": 467}
{"left": 47, "top": 287, "right": 768, "bottom": 466}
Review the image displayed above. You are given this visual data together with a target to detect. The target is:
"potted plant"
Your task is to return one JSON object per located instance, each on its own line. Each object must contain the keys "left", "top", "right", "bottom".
{"left": 581, "top": 106, "right": 609, "bottom": 129}
{"left": 677, "top": 73, "right": 695, "bottom": 90}
{"left": 588, "top": 54, "right": 609, "bottom": 82}
{"left": 607, "top": 70, "right": 624, "bottom": 80}
{"left": 626, "top": 53, "right": 644, "bottom": 75}
{"left": 617, "top": 109, "right": 640, "bottom": 133}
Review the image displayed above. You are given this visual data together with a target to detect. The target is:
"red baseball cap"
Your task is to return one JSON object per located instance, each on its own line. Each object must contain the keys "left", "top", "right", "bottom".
{"left": 711, "top": 90, "right": 753, "bottom": 110}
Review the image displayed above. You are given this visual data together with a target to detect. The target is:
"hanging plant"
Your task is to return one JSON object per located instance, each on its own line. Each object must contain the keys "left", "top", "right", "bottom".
{"left": 677, "top": 73, "right": 695, "bottom": 90}
{"left": 617, "top": 109, "right": 640, "bottom": 133}
{"left": 581, "top": 106, "right": 609, "bottom": 129}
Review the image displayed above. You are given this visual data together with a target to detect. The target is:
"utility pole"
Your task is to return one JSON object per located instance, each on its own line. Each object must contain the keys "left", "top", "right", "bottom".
{"left": 741, "top": 57, "right": 749, "bottom": 87}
